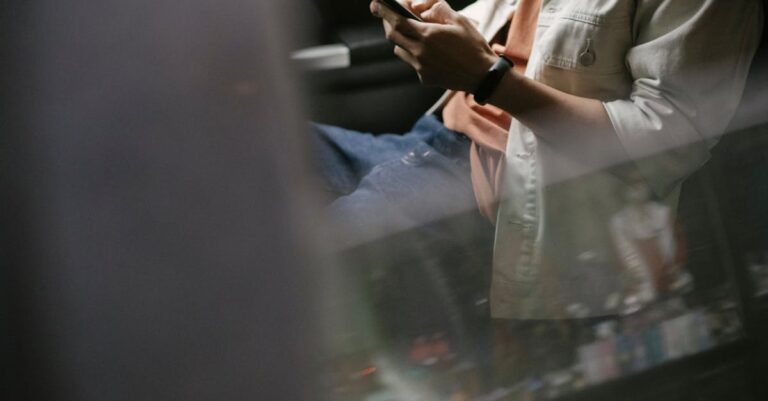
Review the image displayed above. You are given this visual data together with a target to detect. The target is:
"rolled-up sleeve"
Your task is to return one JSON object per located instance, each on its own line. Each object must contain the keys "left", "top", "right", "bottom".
{"left": 604, "top": 0, "right": 763, "bottom": 197}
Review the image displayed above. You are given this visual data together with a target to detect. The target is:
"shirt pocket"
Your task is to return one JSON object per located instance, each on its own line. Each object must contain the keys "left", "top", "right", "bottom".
{"left": 537, "top": 9, "right": 632, "bottom": 76}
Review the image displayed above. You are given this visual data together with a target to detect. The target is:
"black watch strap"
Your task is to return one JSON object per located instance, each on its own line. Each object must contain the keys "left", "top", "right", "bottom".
{"left": 473, "top": 55, "right": 513, "bottom": 105}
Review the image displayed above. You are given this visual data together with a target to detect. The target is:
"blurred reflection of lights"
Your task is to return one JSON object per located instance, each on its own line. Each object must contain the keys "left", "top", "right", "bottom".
{"left": 358, "top": 366, "right": 377, "bottom": 377}
{"left": 373, "top": 355, "right": 441, "bottom": 401}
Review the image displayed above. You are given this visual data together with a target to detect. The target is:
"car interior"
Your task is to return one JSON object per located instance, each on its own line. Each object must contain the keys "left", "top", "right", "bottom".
{"left": 296, "top": 1, "right": 768, "bottom": 400}
{"left": 1, "top": 0, "right": 767, "bottom": 400}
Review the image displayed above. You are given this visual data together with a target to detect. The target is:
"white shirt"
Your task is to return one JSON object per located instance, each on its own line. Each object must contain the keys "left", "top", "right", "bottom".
{"left": 445, "top": 0, "right": 764, "bottom": 318}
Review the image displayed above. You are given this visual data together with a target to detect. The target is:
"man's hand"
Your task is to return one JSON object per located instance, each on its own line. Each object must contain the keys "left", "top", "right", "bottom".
{"left": 370, "top": 0, "right": 496, "bottom": 92}
{"left": 407, "top": 0, "right": 443, "bottom": 18}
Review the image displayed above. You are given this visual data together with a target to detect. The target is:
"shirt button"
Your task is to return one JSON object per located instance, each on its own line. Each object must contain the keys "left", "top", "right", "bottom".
{"left": 579, "top": 50, "right": 596, "bottom": 66}
{"left": 579, "top": 39, "right": 596, "bottom": 66}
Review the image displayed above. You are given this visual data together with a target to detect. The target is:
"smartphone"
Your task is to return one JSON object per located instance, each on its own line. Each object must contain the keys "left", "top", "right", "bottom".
{"left": 379, "top": 0, "right": 423, "bottom": 21}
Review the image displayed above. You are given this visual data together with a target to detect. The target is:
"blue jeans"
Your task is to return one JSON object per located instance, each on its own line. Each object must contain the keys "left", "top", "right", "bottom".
{"left": 311, "top": 115, "right": 494, "bottom": 359}
{"left": 312, "top": 115, "right": 489, "bottom": 247}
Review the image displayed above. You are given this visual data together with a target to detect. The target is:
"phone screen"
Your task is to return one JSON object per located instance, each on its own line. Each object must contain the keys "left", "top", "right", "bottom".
{"left": 379, "top": 0, "right": 424, "bottom": 21}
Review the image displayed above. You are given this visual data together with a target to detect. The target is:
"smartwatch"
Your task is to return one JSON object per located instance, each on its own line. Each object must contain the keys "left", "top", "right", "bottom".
{"left": 473, "top": 55, "right": 513, "bottom": 105}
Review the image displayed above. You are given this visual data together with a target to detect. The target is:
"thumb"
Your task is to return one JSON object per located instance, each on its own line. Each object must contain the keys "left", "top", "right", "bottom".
{"left": 419, "top": 1, "right": 458, "bottom": 24}
{"left": 410, "top": 0, "right": 439, "bottom": 13}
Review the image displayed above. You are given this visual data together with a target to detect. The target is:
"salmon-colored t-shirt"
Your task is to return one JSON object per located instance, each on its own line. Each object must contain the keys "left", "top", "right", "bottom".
{"left": 442, "top": 0, "right": 541, "bottom": 221}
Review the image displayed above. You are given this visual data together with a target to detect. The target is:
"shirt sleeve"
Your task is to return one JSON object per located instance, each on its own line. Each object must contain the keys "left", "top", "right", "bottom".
{"left": 603, "top": 0, "right": 763, "bottom": 198}
{"left": 459, "top": 0, "right": 516, "bottom": 40}
{"left": 458, "top": 0, "right": 493, "bottom": 24}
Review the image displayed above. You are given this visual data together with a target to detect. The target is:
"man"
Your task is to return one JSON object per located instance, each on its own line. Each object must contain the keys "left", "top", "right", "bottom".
{"left": 314, "top": 0, "right": 763, "bottom": 320}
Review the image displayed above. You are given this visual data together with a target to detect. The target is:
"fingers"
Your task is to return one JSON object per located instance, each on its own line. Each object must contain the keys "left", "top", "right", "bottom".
{"left": 370, "top": 0, "right": 422, "bottom": 38}
{"left": 410, "top": 0, "right": 441, "bottom": 13}
{"left": 419, "top": 1, "right": 458, "bottom": 24}
{"left": 383, "top": 19, "right": 418, "bottom": 50}
{"left": 394, "top": 45, "right": 423, "bottom": 81}
{"left": 394, "top": 45, "right": 419, "bottom": 69}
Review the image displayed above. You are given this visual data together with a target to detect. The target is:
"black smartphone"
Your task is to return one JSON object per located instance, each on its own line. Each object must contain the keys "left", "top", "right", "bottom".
{"left": 379, "top": 0, "right": 423, "bottom": 21}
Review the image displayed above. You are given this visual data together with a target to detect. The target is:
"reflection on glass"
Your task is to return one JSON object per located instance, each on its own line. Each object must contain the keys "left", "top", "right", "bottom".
{"left": 315, "top": 160, "right": 751, "bottom": 400}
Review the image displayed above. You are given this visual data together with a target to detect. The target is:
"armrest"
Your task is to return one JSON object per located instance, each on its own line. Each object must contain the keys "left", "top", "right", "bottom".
{"left": 292, "top": 44, "right": 351, "bottom": 70}
{"left": 336, "top": 25, "right": 394, "bottom": 65}
{"left": 293, "top": 24, "right": 394, "bottom": 71}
